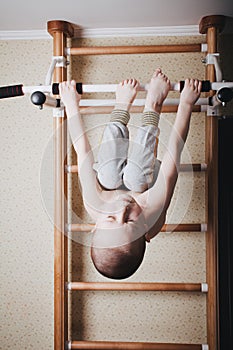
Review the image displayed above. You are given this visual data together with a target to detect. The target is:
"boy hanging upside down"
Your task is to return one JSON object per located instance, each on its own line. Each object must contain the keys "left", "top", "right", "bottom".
{"left": 59, "top": 69, "right": 201, "bottom": 279}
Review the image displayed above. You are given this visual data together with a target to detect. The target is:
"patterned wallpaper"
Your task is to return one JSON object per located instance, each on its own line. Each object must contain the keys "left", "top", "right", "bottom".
{"left": 0, "top": 40, "right": 54, "bottom": 350}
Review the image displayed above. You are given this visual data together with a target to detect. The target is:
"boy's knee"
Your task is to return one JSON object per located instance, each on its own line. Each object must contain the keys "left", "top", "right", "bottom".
{"left": 123, "top": 165, "right": 149, "bottom": 192}
{"left": 123, "top": 159, "right": 161, "bottom": 192}
{"left": 124, "top": 178, "right": 148, "bottom": 192}
{"left": 97, "top": 163, "right": 123, "bottom": 190}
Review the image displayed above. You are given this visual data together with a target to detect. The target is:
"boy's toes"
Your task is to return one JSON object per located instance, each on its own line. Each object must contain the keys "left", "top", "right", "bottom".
{"left": 153, "top": 68, "right": 162, "bottom": 77}
{"left": 131, "top": 78, "right": 138, "bottom": 87}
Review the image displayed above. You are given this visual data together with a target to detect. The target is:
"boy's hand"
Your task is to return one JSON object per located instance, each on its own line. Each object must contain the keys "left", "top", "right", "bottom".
{"left": 180, "top": 78, "right": 202, "bottom": 106}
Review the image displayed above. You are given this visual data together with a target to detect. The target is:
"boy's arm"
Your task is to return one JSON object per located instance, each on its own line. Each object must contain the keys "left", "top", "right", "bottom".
{"left": 143, "top": 79, "right": 202, "bottom": 238}
{"left": 59, "top": 81, "right": 103, "bottom": 214}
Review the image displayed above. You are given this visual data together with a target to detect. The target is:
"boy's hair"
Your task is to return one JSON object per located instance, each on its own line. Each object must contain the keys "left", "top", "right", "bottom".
{"left": 91, "top": 236, "right": 146, "bottom": 279}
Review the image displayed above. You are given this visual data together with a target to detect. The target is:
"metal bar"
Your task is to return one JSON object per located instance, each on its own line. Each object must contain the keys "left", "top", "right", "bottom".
{"left": 21, "top": 82, "right": 233, "bottom": 95}
{"left": 21, "top": 81, "right": 233, "bottom": 95}
{"left": 80, "top": 82, "right": 180, "bottom": 92}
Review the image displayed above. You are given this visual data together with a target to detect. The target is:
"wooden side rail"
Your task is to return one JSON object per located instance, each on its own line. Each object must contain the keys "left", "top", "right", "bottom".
{"left": 67, "top": 223, "right": 207, "bottom": 233}
{"left": 199, "top": 14, "right": 226, "bottom": 350}
{"left": 66, "top": 163, "right": 207, "bottom": 174}
{"left": 68, "top": 341, "right": 208, "bottom": 350}
{"left": 47, "top": 20, "right": 74, "bottom": 350}
{"left": 67, "top": 282, "right": 208, "bottom": 292}
{"left": 68, "top": 43, "right": 203, "bottom": 56}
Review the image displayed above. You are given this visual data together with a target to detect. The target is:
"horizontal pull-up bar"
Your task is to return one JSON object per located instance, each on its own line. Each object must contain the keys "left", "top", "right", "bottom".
{"left": 66, "top": 282, "right": 208, "bottom": 292}
{"left": 52, "top": 80, "right": 215, "bottom": 94}
{"left": 2, "top": 81, "right": 233, "bottom": 100}
{"left": 68, "top": 340, "right": 208, "bottom": 350}
{"left": 67, "top": 43, "right": 206, "bottom": 56}
{"left": 67, "top": 223, "right": 207, "bottom": 233}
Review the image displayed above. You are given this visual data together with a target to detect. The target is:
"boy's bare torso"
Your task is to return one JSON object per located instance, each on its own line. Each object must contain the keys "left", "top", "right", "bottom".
{"left": 85, "top": 179, "right": 167, "bottom": 241}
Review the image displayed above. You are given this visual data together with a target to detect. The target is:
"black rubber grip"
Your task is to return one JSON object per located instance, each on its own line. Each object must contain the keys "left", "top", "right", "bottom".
{"left": 0, "top": 84, "right": 24, "bottom": 99}
{"left": 52, "top": 82, "right": 83, "bottom": 95}
{"left": 179, "top": 80, "right": 211, "bottom": 92}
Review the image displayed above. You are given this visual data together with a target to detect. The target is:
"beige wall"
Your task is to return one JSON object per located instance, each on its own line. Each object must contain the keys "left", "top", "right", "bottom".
{"left": 1, "top": 33, "right": 209, "bottom": 349}
{"left": 0, "top": 40, "right": 54, "bottom": 349}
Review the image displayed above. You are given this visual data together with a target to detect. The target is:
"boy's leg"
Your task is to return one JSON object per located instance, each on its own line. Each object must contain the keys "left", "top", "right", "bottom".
{"left": 93, "top": 79, "right": 138, "bottom": 190}
{"left": 123, "top": 112, "right": 161, "bottom": 192}
{"left": 93, "top": 117, "right": 130, "bottom": 190}
{"left": 123, "top": 69, "right": 170, "bottom": 192}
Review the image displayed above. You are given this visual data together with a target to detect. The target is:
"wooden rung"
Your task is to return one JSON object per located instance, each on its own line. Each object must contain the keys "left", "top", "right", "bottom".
{"left": 67, "top": 223, "right": 206, "bottom": 233}
{"left": 161, "top": 223, "right": 206, "bottom": 232}
{"left": 179, "top": 163, "right": 207, "bottom": 172}
{"left": 79, "top": 98, "right": 207, "bottom": 108}
{"left": 69, "top": 44, "right": 202, "bottom": 56}
{"left": 66, "top": 163, "right": 207, "bottom": 174}
{"left": 68, "top": 340, "right": 208, "bottom": 350}
{"left": 67, "top": 282, "right": 208, "bottom": 292}
{"left": 80, "top": 105, "right": 201, "bottom": 114}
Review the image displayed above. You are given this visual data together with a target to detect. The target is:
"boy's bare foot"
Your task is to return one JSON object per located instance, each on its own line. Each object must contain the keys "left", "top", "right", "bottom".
{"left": 179, "top": 78, "right": 202, "bottom": 106}
{"left": 144, "top": 68, "right": 170, "bottom": 113}
{"left": 115, "top": 78, "right": 139, "bottom": 112}
{"left": 59, "top": 80, "right": 81, "bottom": 117}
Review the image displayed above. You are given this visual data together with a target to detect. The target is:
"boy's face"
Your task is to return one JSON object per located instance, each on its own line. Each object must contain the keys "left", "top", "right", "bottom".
{"left": 92, "top": 194, "right": 147, "bottom": 248}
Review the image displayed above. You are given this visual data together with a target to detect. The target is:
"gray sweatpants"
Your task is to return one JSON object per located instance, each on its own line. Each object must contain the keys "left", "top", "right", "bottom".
{"left": 93, "top": 121, "right": 161, "bottom": 193}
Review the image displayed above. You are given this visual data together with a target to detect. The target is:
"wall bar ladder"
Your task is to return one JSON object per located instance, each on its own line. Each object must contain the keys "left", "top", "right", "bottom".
{"left": 48, "top": 16, "right": 225, "bottom": 350}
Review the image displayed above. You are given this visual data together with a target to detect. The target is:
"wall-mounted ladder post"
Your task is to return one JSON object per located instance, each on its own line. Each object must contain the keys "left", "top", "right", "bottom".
{"left": 199, "top": 15, "right": 226, "bottom": 350}
{"left": 47, "top": 20, "right": 74, "bottom": 350}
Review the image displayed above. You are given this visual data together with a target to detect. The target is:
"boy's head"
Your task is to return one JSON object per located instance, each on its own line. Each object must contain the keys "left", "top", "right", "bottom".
{"left": 90, "top": 194, "right": 148, "bottom": 279}
{"left": 91, "top": 235, "right": 146, "bottom": 279}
